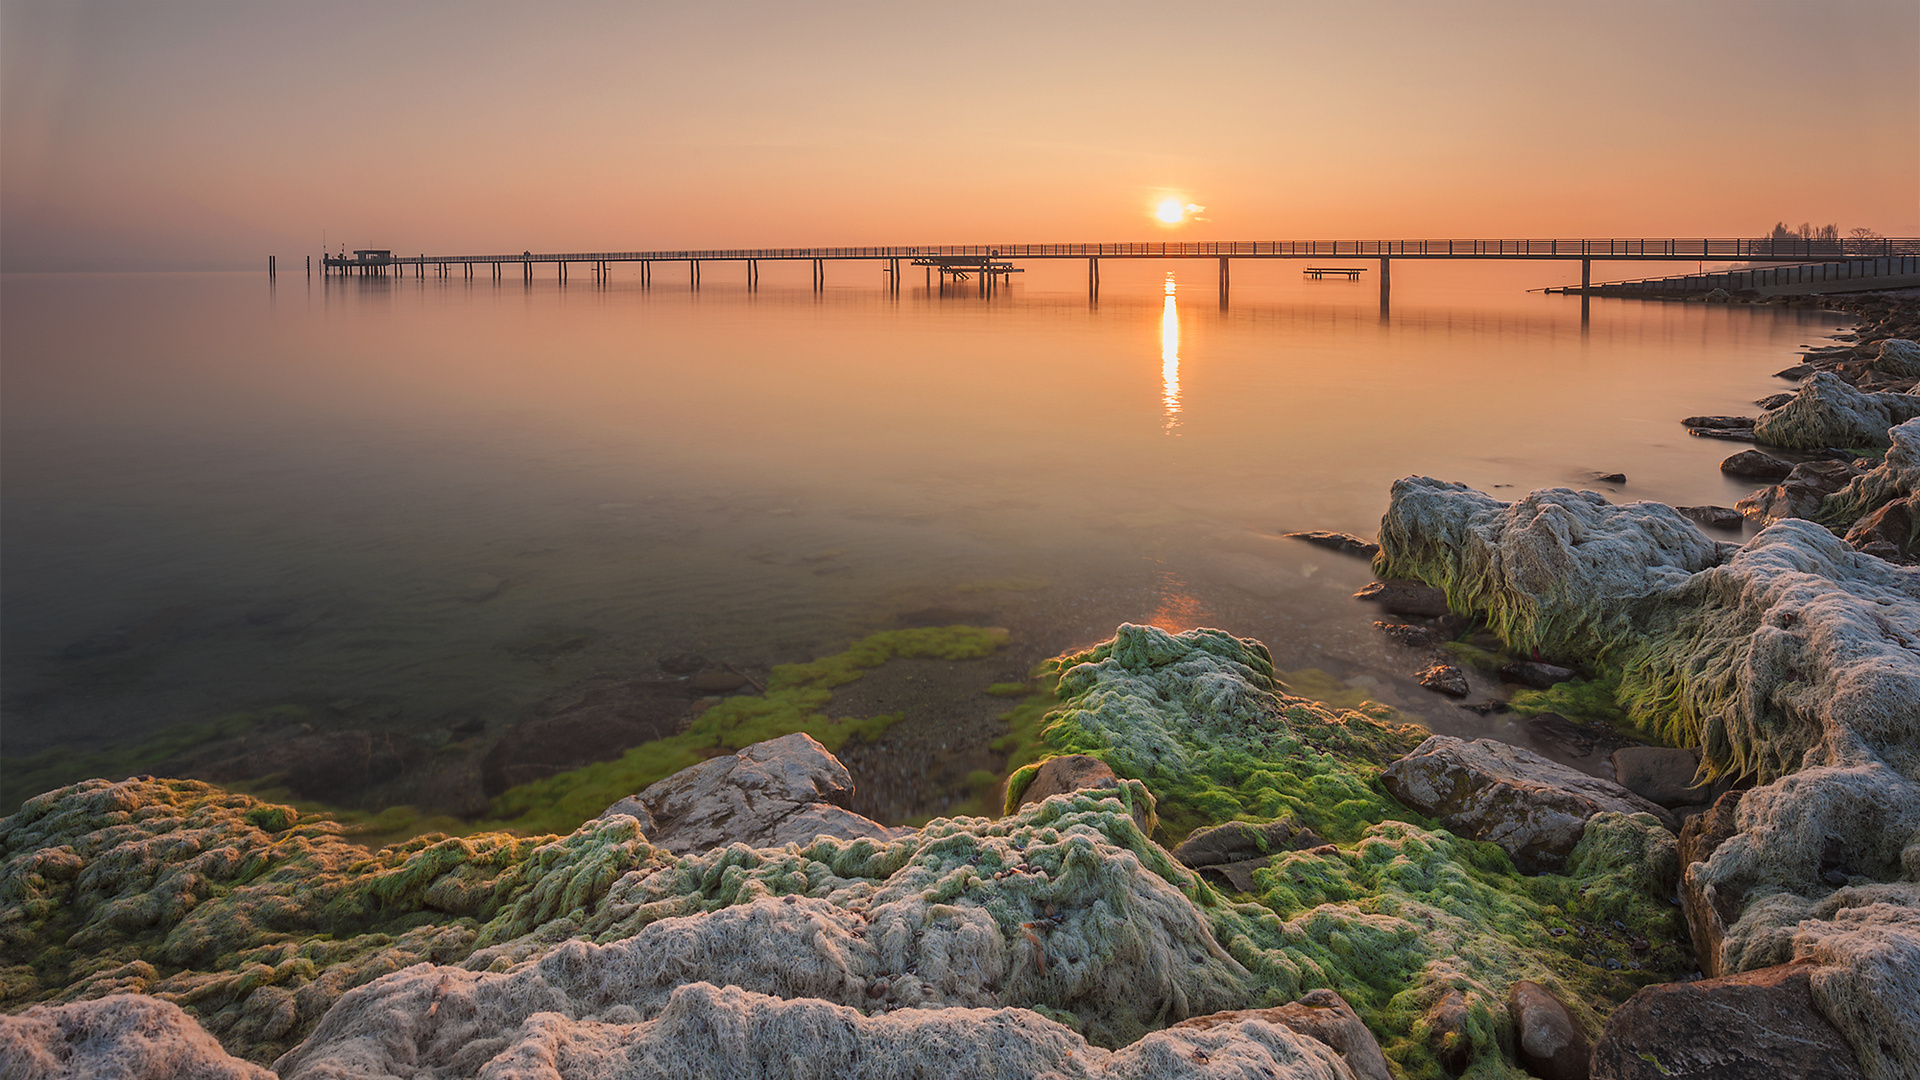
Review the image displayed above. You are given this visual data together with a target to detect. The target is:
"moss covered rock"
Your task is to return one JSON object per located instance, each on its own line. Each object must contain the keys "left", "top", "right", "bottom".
{"left": 1752, "top": 371, "right": 1920, "bottom": 451}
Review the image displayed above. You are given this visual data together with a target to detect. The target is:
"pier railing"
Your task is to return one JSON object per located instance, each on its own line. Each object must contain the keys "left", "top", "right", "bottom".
{"left": 326, "top": 237, "right": 1920, "bottom": 268}
{"left": 1551, "top": 255, "right": 1920, "bottom": 297}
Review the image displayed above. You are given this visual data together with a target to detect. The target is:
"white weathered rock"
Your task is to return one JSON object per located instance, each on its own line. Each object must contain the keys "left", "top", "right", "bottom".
{"left": 1381, "top": 735, "right": 1676, "bottom": 873}
{"left": 1752, "top": 371, "right": 1920, "bottom": 450}
{"left": 280, "top": 980, "right": 1361, "bottom": 1080}
{"left": 0, "top": 994, "right": 274, "bottom": 1080}
{"left": 1873, "top": 338, "right": 1920, "bottom": 378}
{"left": 609, "top": 732, "right": 901, "bottom": 854}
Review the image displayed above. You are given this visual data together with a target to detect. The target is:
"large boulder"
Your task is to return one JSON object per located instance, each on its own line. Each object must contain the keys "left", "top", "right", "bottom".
{"left": 1751, "top": 371, "right": 1920, "bottom": 450}
{"left": 0, "top": 995, "right": 274, "bottom": 1080}
{"left": 607, "top": 732, "right": 905, "bottom": 854}
{"left": 1589, "top": 960, "right": 1864, "bottom": 1080}
{"left": 1380, "top": 735, "right": 1675, "bottom": 874}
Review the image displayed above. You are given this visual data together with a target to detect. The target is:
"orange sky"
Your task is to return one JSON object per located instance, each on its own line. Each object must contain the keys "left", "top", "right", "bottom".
{"left": 3, "top": 0, "right": 1915, "bottom": 270}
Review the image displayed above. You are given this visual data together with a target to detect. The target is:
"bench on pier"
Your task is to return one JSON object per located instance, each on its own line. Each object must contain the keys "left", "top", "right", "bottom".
{"left": 1303, "top": 267, "right": 1367, "bottom": 279}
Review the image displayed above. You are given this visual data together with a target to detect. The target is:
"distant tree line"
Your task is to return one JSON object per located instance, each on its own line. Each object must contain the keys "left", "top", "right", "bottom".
{"left": 1766, "top": 221, "right": 1886, "bottom": 255}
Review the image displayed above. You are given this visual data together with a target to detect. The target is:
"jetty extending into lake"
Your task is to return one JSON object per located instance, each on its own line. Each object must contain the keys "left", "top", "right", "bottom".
{"left": 320, "top": 237, "right": 1920, "bottom": 307}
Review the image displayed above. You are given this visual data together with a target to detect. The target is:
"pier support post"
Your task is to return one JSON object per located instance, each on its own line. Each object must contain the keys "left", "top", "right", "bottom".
{"left": 268, "top": 255, "right": 276, "bottom": 281}
{"left": 1379, "top": 256, "right": 1391, "bottom": 314}
{"left": 1088, "top": 256, "right": 1100, "bottom": 300}
{"left": 1218, "top": 256, "right": 1229, "bottom": 309}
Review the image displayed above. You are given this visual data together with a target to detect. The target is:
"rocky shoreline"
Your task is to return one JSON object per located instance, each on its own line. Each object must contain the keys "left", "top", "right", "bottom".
{"left": 4, "top": 295, "right": 1918, "bottom": 1079}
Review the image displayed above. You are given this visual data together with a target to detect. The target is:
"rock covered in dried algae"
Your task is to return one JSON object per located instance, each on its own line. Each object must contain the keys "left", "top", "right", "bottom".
{"left": 290, "top": 980, "right": 1369, "bottom": 1080}
{"left": 0, "top": 994, "right": 273, "bottom": 1080}
{"left": 1380, "top": 736, "right": 1674, "bottom": 874}
{"left": 1818, "top": 417, "right": 1920, "bottom": 526}
{"left": 1735, "top": 459, "right": 1865, "bottom": 525}
{"left": 1751, "top": 371, "right": 1920, "bottom": 450}
{"left": 605, "top": 730, "right": 905, "bottom": 853}
{"left": 1373, "top": 478, "right": 1728, "bottom": 664}
{"left": 1374, "top": 475, "right": 1920, "bottom": 1080}
{"left": 1170, "top": 989, "right": 1393, "bottom": 1080}
{"left": 1873, "top": 338, "right": 1920, "bottom": 378}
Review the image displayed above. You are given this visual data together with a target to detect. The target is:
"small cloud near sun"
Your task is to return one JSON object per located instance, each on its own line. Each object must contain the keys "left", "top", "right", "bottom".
{"left": 1153, "top": 197, "right": 1208, "bottom": 225}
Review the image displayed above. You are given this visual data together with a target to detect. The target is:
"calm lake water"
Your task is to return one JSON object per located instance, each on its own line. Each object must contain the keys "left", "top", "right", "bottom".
{"left": 0, "top": 260, "right": 1845, "bottom": 819}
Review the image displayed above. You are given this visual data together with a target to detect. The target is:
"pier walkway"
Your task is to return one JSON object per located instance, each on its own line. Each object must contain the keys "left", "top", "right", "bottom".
{"left": 1543, "top": 254, "right": 1920, "bottom": 299}
{"left": 319, "top": 237, "right": 1920, "bottom": 306}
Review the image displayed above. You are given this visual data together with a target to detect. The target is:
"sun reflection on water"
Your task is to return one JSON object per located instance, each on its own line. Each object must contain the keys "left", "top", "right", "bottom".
{"left": 1160, "top": 274, "right": 1180, "bottom": 434}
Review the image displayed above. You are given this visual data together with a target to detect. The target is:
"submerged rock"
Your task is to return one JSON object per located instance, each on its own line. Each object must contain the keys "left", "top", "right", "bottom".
{"left": 1416, "top": 661, "right": 1471, "bottom": 697}
{"left": 1380, "top": 736, "right": 1675, "bottom": 873}
{"left": 1675, "top": 505, "right": 1744, "bottom": 530}
{"left": 1589, "top": 960, "right": 1864, "bottom": 1080}
{"left": 1353, "top": 578, "right": 1451, "bottom": 617}
{"left": 1282, "top": 530, "right": 1380, "bottom": 559}
{"left": 1751, "top": 371, "right": 1920, "bottom": 450}
{"left": 1610, "top": 746, "right": 1707, "bottom": 809}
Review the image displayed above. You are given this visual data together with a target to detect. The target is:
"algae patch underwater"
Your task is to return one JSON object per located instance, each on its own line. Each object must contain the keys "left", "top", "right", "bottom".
{"left": 485, "top": 625, "right": 1010, "bottom": 835}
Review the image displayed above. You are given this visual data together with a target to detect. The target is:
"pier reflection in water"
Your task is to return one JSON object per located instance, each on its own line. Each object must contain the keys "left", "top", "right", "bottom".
{"left": 0, "top": 260, "right": 1848, "bottom": 819}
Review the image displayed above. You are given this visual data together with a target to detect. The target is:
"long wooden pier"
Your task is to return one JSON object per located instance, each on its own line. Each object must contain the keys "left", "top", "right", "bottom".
{"left": 320, "top": 237, "right": 1920, "bottom": 307}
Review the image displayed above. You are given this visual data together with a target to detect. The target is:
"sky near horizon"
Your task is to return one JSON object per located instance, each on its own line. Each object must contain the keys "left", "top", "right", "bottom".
{"left": 2, "top": 0, "right": 1915, "bottom": 271}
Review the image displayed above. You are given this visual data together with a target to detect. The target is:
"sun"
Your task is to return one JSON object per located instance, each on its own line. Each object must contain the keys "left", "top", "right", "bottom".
{"left": 1156, "top": 198, "right": 1185, "bottom": 224}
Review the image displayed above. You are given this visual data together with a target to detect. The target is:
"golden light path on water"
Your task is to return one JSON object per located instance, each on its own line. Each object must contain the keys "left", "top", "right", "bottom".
{"left": 1160, "top": 273, "right": 1181, "bottom": 434}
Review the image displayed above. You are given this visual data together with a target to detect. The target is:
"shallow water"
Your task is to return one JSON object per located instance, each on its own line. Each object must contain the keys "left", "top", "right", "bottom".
{"left": 0, "top": 261, "right": 1846, "bottom": 817}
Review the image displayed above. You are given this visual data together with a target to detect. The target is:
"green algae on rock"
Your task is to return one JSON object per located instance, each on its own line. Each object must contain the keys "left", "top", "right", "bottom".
{"left": 1373, "top": 478, "right": 1920, "bottom": 1079}
{"left": 484, "top": 624, "right": 1010, "bottom": 835}
{"left": 1026, "top": 623, "right": 1693, "bottom": 1078}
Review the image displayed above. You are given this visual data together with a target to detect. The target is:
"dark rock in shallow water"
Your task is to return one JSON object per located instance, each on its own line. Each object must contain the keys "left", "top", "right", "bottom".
{"left": 1775, "top": 363, "right": 1814, "bottom": 380}
{"left": 1353, "top": 579, "right": 1451, "bottom": 617}
{"left": 1681, "top": 415, "right": 1755, "bottom": 430}
{"left": 1588, "top": 472, "right": 1627, "bottom": 485}
{"left": 1755, "top": 392, "right": 1796, "bottom": 410}
{"left": 481, "top": 679, "right": 688, "bottom": 796}
{"left": 1687, "top": 427, "right": 1759, "bottom": 442}
{"left": 1417, "top": 662, "right": 1471, "bottom": 697}
{"left": 1720, "top": 449, "right": 1795, "bottom": 479}
{"left": 1522, "top": 712, "right": 1638, "bottom": 761}
{"left": 1507, "top": 980, "right": 1590, "bottom": 1080}
{"left": 1172, "top": 990, "right": 1394, "bottom": 1080}
{"left": 1381, "top": 735, "right": 1675, "bottom": 873}
{"left": 657, "top": 652, "right": 708, "bottom": 675}
{"left": 1498, "top": 660, "right": 1576, "bottom": 689}
{"left": 1374, "top": 620, "right": 1439, "bottom": 648}
{"left": 1589, "top": 960, "right": 1865, "bottom": 1080}
{"left": 1676, "top": 505, "right": 1744, "bottom": 530}
{"left": 686, "top": 669, "right": 748, "bottom": 693}
{"left": 1282, "top": 529, "right": 1380, "bottom": 559}
{"left": 164, "top": 729, "right": 431, "bottom": 804}
{"left": 1611, "top": 746, "right": 1707, "bottom": 808}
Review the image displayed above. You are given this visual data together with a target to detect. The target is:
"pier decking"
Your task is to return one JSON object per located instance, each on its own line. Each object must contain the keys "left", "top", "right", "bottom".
{"left": 319, "top": 237, "right": 1920, "bottom": 307}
